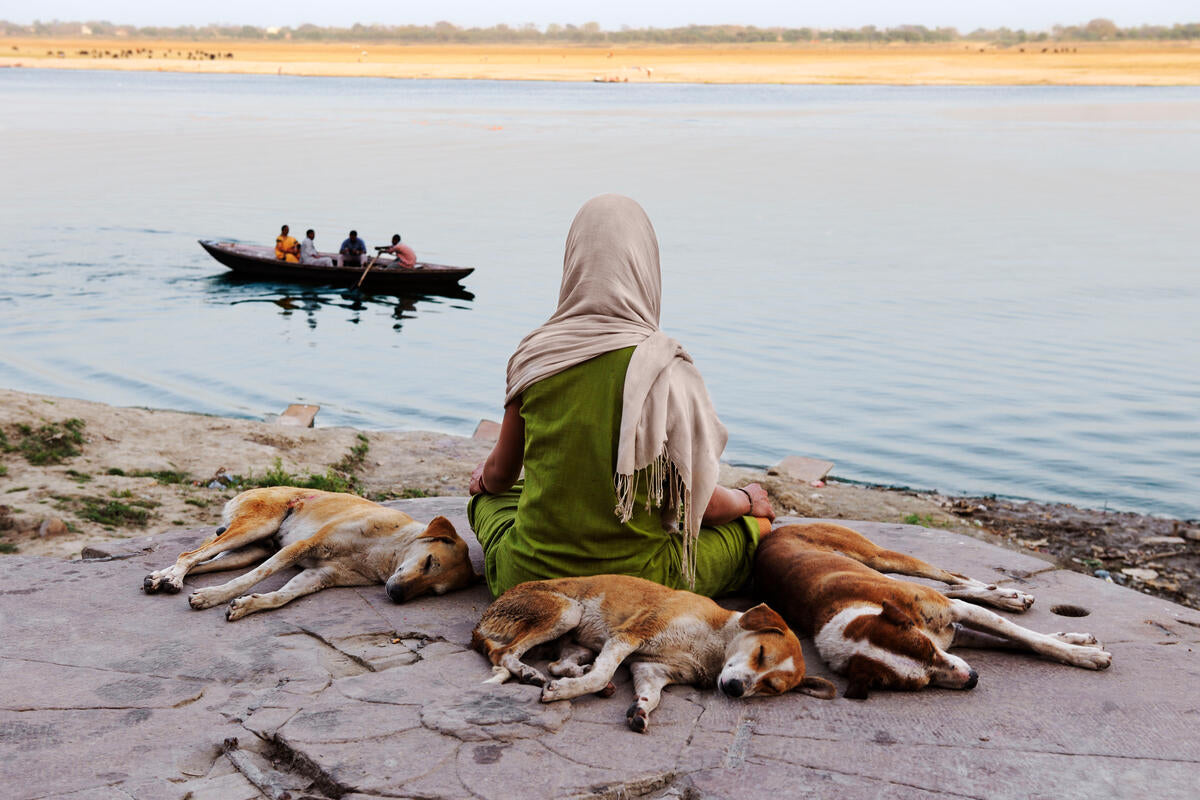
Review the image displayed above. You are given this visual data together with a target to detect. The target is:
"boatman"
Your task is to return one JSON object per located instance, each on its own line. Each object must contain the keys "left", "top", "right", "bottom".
{"left": 274, "top": 225, "right": 300, "bottom": 262}
{"left": 339, "top": 230, "right": 368, "bottom": 267}
{"left": 381, "top": 233, "right": 417, "bottom": 268}
{"left": 299, "top": 229, "right": 333, "bottom": 266}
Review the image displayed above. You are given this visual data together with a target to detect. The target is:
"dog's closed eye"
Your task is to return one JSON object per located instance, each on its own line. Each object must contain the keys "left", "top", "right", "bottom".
{"left": 422, "top": 555, "right": 435, "bottom": 573}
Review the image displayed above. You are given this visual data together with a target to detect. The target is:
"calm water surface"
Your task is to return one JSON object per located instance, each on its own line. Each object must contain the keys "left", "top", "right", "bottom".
{"left": 1, "top": 70, "right": 1198, "bottom": 517}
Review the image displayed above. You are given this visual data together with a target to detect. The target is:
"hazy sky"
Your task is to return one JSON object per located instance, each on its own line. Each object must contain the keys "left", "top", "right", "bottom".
{"left": 4, "top": 0, "right": 1196, "bottom": 31}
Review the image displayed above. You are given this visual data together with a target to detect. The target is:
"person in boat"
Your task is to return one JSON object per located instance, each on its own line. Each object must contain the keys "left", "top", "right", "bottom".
{"left": 467, "top": 194, "right": 774, "bottom": 600}
{"left": 299, "top": 229, "right": 333, "bottom": 267}
{"left": 339, "top": 230, "right": 368, "bottom": 267}
{"left": 274, "top": 225, "right": 300, "bottom": 263}
{"left": 381, "top": 234, "right": 417, "bottom": 269}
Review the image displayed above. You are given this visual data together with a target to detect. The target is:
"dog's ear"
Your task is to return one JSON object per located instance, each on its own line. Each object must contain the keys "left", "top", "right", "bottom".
{"left": 738, "top": 604, "right": 788, "bottom": 635}
{"left": 879, "top": 600, "right": 913, "bottom": 628}
{"left": 795, "top": 675, "right": 837, "bottom": 699}
{"left": 419, "top": 515, "right": 459, "bottom": 542}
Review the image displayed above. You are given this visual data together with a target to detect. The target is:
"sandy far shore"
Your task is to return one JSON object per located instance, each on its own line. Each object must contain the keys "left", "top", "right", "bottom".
{"left": 4, "top": 38, "right": 1200, "bottom": 85}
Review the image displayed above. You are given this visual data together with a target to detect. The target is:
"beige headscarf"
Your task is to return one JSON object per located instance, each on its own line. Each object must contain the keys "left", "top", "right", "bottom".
{"left": 505, "top": 194, "right": 728, "bottom": 587}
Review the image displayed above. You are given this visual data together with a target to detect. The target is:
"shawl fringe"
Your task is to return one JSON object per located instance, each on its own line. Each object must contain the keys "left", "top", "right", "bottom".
{"left": 614, "top": 448, "right": 700, "bottom": 589}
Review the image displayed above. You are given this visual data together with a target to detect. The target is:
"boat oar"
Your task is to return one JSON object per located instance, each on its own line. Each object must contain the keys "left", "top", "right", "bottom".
{"left": 353, "top": 249, "right": 384, "bottom": 290}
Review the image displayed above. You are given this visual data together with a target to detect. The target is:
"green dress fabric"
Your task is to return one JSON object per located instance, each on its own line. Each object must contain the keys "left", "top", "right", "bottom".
{"left": 468, "top": 347, "right": 759, "bottom": 599}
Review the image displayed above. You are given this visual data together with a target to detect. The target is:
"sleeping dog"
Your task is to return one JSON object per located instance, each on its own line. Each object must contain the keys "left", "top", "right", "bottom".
{"left": 753, "top": 523, "right": 1112, "bottom": 699}
{"left": 472, "top": 574, "right": 835, "bottom": 733}
{"left": 143, "top": 487, "right": 478, "bottom": 620}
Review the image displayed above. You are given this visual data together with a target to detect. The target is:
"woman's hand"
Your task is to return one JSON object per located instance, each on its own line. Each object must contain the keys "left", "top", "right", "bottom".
{"left": 702, "top": 483, "right": 775, "bottom": 526}
{"left": 469, "top": 461, "right": 487, "bottom": 495}
{"left": 740, "top": 483, "right": 775, "bottom": 521}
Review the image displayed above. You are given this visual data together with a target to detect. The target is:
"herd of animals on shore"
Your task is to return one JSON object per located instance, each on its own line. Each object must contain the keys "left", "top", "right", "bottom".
{"left": 25, "top": 46, "right": 234, "bottom": 60}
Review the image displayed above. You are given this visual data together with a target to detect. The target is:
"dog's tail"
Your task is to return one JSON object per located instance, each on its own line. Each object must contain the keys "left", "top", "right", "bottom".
{"left": 796, "top": 676, "right": 837, "bottom": 699}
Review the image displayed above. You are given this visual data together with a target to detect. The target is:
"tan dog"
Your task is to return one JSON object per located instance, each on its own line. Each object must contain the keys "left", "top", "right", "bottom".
{"left": 143, "top": 487, "right": 478, "bottom": 620}
{"left": 754, "top": 523, "right": 1112, "bottom": 699}
{"left": 471, "top": 574, "right": 835, "bottom": 733}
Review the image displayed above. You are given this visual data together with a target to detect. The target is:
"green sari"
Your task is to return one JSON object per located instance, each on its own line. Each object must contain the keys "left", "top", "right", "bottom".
{"left": 468, "top": 347, "right": 758, "bottom": 598}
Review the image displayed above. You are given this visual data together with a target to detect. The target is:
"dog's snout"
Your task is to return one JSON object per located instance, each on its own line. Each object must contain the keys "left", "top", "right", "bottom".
{"left": 386, "top": 581, "right": 408, "bottom": 604}
{"left": 963, "top": 668, "right": 979, "bottom": 690}
{"left": 720, "top": 678, "right": 745, "bottom": 698}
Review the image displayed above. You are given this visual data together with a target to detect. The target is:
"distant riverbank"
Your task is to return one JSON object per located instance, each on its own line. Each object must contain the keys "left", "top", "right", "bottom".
{"left": 4, "top": 38, "right": 1200, "bottom": 85}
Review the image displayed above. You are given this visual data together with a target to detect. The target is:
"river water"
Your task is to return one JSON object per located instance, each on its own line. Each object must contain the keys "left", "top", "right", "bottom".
{"left": 1, "top": 69, "right": 1197, "bottom": 518}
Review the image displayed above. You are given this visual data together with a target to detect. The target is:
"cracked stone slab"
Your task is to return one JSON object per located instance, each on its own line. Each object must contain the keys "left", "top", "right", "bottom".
{"left": 741, "top": 735, "right": 1200, "bottom": 800}
{"left": 3, "top": 505, "right": 1200, "bottom": 799}
{"left": 178, "top": 771, "right": 264, "bottom": 800}
{"left": 0, "top": 659, "right": 205, "bottom": 712}
{"left": 277, "top": 697, "right": 424, "bottom": 743}
{"left": 331, "top": 649, "right": 572, "bottom": 742}
{"left": 277, "top": 726, "right": 460, "bottom": 795}
{"left": 421, "top": 685, "right": 573, "bottom": 741}
{"left": 0, "top": 705, "right": 245, "bottom": 800}
{"left": 683, "top": 761, "right": 972, "bottom": 799}
{"left": 454, "top": 737, "right": 638, "bottom": 800}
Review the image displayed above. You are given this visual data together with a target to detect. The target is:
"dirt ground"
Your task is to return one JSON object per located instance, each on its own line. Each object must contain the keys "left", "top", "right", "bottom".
{"left": 2, "top": 388, "right": 1196, "bottom": 608}
{"left": 4, "top": 38, "right": 1200, "bottom": 85}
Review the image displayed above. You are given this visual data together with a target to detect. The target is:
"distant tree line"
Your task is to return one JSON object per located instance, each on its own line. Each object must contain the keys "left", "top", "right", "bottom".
{"left": 3, "top": 18, "right": 1199, "bottom": 44}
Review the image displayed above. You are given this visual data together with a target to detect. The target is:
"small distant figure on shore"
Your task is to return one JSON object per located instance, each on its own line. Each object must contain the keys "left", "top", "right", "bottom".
{"left": 274, "top": 225, "right": 299, "bottom": 262}
{"left": 339, "top": 230, "right": 367, "bottom": 267}
{"left": 382, "top": 234, "right": 417, "bottom": 268}
{"left": 299, "top": 229, "right": 333, "bottom": 266}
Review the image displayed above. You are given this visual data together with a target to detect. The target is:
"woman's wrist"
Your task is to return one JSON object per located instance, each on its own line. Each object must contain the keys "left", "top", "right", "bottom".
{"left": 737, "top": 487, "right": 753, "bottom": 514}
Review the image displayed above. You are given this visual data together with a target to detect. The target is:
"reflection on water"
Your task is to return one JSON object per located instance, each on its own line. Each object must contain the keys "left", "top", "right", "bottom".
{"left": 205, "top": 274, "right": 474, "bottom": 331}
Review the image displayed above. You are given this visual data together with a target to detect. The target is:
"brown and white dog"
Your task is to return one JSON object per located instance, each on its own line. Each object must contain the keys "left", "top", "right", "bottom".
{"left": 471, "top": 574, "right": 835, "bottom": 733}
{"left": 143, "top": 487, "right": 478, "bottom": 620}
{"left": 754, "top": 523, "right": 1112, "bottom": 699}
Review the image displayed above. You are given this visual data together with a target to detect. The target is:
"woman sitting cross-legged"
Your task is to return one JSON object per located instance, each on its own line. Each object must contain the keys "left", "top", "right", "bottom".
{"left": 468, "top": 194, "right": 774, "bottom": 599}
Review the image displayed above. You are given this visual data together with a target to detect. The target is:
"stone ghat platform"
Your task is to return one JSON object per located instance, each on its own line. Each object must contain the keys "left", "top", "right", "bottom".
{"left": 2, "top": 497, "right": 1198, "bottom": 799}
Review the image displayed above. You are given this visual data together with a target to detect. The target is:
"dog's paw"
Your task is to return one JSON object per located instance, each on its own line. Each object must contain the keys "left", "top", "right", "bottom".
{"left": 1001, "top": 588, "right": 1035, "bottom": 612}
{"left": 549, "top": 660, "right": 587, "bottom": 678}
{"left": 1053, "top": 631, "right": 1099, "bottom": 646}
{"left": 188, "top": 587, "right": 225, "bottom": 610}
{"left": 513, "top": 664, "right": 548, "bottom": 688}
{"left": 541, "top": 679, "right": 573, "bottom": 703}
{"left": 225, "top": 595, "right": 258, "bottom": 621}
{"left": 1066, "top": 645, "right": 1112, "bottom": 670}
{"left": 144, "top": 572, "right": 182, "bottom": 595}
{"left": 979, "top": 586, "right": 1034, "bottom": 612}
{"left": 625, "top": 701, "right": 649, "bottom": 733}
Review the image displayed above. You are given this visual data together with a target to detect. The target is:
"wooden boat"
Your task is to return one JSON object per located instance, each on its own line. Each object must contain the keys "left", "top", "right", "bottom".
{"left": 199, "top": 240, "right": 474, "bottom": 290}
